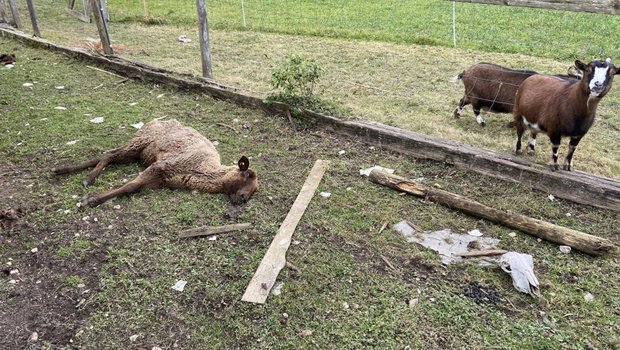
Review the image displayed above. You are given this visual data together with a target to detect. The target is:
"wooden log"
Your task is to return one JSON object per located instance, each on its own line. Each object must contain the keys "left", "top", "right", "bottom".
{"left": 369, "top": 170, "right": 617, "bottom": 256}
{"left": 0, "top": 1, "right": 8, "bottom": 24}
{"left": 90, "top": 0, "right": 112, "bottom": 54}
{"left": 7, "top": 0, "right": 21, "bottom": 28}
{"left": 451, "top": 0, "right": 620, "bottom": 15}
{"left": 2, "top": 27, "right": 620, "bottom": 212}
{"left": 242, "top": 160, "right": 330, "bottom": 304}
{"left": 25, "top": 0, "right": 40, "bottom": 37}
{"left": 196, "top": 0, "right": 213, "bottom": 78}
{"left": 179, "top": 223, "right": 251, "bottom": 239}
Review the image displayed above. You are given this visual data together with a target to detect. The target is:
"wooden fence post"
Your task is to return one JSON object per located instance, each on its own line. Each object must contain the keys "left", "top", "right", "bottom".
{"left": 196, "top": 0, "right": 213, "bottom": 79}
{"left": 0, "top": 1, "right": 8, "bottom": 24}
{"left": 25, "top": 0, "right": 41, "bottom": 37}
{"left": 90, "top": 0, "right": 113, "bottom": 54}
{"left": 7, "top": 0, "right": 22, "bottom": 28}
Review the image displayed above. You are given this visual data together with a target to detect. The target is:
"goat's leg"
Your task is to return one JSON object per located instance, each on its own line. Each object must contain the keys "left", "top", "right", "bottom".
{"left": 80, "top": 163, "right": 166, "bottom": 208}
{"left": 471, "top": 101, "right": 486, "bottom": 127}
{"left": 562, "top": 136, "right": 582, "bottom": 171}
{"left": 454, "top": 95, "right": 469, "bottom": 119}
{"left": 514, "top": 116, "right": 525, "bottom": 154}
{"left": 81, "top": 149, "right": 141, "bottom": 187}
{"left": 526, "top": 131, "right": 538, "bottom": 155}
{"left": 548, "top": 134, "right": 562, "bottom": 171}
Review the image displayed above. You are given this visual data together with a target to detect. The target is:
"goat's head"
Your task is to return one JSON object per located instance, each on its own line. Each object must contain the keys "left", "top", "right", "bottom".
{"left": 575, "top": 58, "right": 620, "bottom": 98}
{"left": 223, "top": 156, "right": 259, "bottom": 205}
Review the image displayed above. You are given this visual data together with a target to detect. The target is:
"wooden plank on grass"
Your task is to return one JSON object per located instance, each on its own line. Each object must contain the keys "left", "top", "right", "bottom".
{"left": 242, "top": 160, "right": 330, "bottom": 304}
{"left": 179, "top": 223, "right": 251, "bottom": 239}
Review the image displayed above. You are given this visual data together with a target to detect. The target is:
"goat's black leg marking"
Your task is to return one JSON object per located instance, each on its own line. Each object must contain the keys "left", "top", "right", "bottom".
{"left": 548, "top": 134, "right": 561, "bottom": 171}
{"left": 472, "top": 105, "right": 485, "bottom": 127}
{"left": 454, "top": 96, "right": 468, "bottom": 119}
{"left": 527, "top": 132, "right": 538, "bottom": 155}
{"left": 563, "top": 136, "right": 582, "bottom": 171}
{"left": 514, "top": 116, "right": 525, "bottom": 153}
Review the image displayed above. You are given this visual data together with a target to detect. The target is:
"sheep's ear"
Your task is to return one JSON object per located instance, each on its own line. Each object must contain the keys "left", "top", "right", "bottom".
{"left": 238, "top": 156, "right": 249, "bottom": 171}
{"left": 615, "top": 66, "right": 620, "bottom": 75}
{"left": 574, "top": 60, "right": 588, "bottom": 72}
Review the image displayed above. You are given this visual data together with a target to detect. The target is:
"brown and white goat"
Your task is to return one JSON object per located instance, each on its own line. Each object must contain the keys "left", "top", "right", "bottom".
{"left": 52, "top": 119, "right": 259, "bottom": 207}
{"left": 454, "top": 62, "right": 538, "bottom": 126}
{"left": 513, "top": 59, "right": 619, "bottom": 171}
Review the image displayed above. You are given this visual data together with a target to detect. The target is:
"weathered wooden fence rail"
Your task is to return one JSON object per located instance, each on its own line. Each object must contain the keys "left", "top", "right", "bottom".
{"left": 452, "top": 0, "right": 620, "bottom": 15}
{"left": 2, "top": 25, "right": 620, "bottom": 212}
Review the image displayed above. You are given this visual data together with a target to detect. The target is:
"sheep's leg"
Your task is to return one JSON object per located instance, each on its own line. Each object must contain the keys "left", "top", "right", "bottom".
{"left": 53, "top": 158, "right": 103, "bottom": 175}
{"left": 548, "top": 134, "right": 562, "bottom": 171}
{"left": 562, "top": 136, "right": 582, "bottom": 171}
{"left": 527, "top": 131, "right": 538, "bottom": 155}
{"left": 454, "top": 95, "right": 469, "bottom": 119}
{"left": 514, "top": 116, "right": 525, "bottom": 154}
{"left": 81, "top": 149, "right": 141, "bottom": 187}
{"left": 80, "top": 163, "right": 166, "bottom": 208}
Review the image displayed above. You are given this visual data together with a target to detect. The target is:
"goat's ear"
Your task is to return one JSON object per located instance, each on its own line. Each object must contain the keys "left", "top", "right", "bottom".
{"left": 574, "top": 60, "right": 588, "bottom": 72}
{"left": 615, "top": 66, "right": 620, "bottom": 75}
{"left": 238, "top": 156, "right": 249, "bottom": 171}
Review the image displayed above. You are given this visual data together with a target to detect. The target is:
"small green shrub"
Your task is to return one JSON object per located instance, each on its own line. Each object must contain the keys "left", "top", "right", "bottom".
{"left": 271, "top": 54, "right": 322, "bottom": 97}
{"left": 268, "top": 54, "right": 345, "bottom": 117}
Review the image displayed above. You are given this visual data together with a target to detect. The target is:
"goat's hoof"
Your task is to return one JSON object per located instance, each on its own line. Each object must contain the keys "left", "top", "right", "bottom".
{"left": 515, "top": 149, "right": 523, "bottom": 155}
{"left": 453, "top": 109, "right": 461, "bottom": 119}
{"left": 82, "top": 178, "right": 95, "bottom": 187}
{"left": 479, "top": 122, "right": 486, "bottom": 127}
{"left": 548, "top": 163, "right": 560, "bottom": 171}
{"left": 562, "top": 164, "right": 572, "bottom": 171}
{"left": 526, "top": 149, "right": 536, "bottom": 156}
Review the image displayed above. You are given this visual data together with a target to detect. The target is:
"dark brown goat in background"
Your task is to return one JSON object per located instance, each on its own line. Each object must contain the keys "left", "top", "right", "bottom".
{"left": 513, "top": 59, "right": 619, "bottom": 171}
{"left": 454, "top": 62, "right": 538, "bottom": 126}
{"left": 454, "top": 62, "right": 580, "bottom": 126}
{"left": 53, "top": 119, "right": 259, "bottom": 207}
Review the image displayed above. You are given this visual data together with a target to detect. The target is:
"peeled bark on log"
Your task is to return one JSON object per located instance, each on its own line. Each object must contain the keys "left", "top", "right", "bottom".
{"left": 370, "top": 170, "right": 617, "bottom": 256}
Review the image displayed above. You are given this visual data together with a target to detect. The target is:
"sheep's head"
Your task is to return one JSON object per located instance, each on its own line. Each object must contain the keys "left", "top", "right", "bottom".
{"left": 224, "top": 156, "right": 258, "bottom": 205}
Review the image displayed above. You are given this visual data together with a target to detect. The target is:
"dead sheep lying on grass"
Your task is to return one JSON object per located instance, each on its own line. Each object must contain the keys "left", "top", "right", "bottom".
{"left": 53, "top": 119, "right": 259, "bottom": 207}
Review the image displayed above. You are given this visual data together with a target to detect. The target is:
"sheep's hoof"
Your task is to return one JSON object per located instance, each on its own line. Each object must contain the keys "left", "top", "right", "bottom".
{"left": 479, "top": 121, "right": 486, "bottom": 127}
{"left": 515, "top": 149, "right": 523, "bottom": 155}
{"left": 548, "top": 163, "right": 560, "bottom": 171}
{"left": 562, "top": 164, "right": 572, "bottom": 171}
{"left": 79, "top": 195, "right": 100, "bottom": 208}
{"left": 82, "top": 178, "right": 95, "bottom": 187}
{"left": 526, "top": 148, "right": 536, "bottom": 156}
{"left": 453, "top": 110, "right": 461, "bottom": 119}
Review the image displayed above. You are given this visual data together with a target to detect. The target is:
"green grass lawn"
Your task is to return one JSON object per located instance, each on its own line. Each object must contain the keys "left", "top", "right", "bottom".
{"left": 1, "top": 35, "right": 620, "bottom": 350}
{"left": 102, "top": 0, "right": 620, "bottom": 61}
